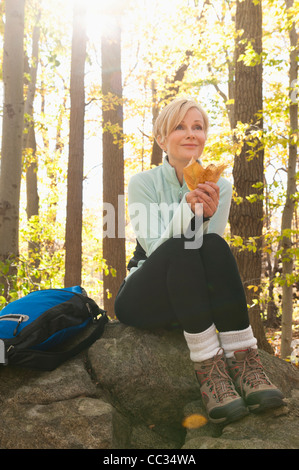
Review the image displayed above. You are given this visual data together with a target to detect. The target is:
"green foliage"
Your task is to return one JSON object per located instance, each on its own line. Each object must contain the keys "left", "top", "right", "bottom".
{"left": 237, "top": 41, "right": 264, "bottom": 67}
{"left": 0, "top": 213, "right": 65, "bottom": 308}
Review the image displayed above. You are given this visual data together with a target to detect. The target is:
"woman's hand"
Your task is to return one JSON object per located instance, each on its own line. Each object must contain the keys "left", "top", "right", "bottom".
{"left": 186, "top": 182, "right": 219, "bottom": 218}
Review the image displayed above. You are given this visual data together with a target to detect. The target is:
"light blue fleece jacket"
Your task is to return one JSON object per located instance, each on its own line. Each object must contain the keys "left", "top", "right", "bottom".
{"left": 127, "top": 156, "right": 232, "bottom": 278}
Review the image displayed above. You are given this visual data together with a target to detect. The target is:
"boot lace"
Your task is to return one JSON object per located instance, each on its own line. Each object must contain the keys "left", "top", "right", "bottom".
{"left": 237, "top": 349, "right": 271, "bottom": 394}
{"left": 197, "top": 350, "right": 237, "bottom": 403}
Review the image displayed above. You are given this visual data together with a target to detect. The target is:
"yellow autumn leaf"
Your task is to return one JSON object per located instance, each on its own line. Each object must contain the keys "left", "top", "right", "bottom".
{"left": 247, "top": 285, "right": 259, "bottom": 292}
{"left": 183, "top": 158, "right": 227, "bottom": 191}
{"left": 182, "top": 413, "right": 208, "bottom": 429}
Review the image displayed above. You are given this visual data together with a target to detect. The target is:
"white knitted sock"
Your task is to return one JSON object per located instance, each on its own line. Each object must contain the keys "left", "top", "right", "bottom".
{"left": 219, "top": 325, "right": 257, "bottom": 358}
{"left": 184, "top": 324, "right": 220, "bottom": 362}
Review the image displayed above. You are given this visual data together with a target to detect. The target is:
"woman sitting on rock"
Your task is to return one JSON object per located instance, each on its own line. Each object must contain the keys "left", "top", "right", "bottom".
{"left": 115, "top": 97, "right": 284, "bottom": 425}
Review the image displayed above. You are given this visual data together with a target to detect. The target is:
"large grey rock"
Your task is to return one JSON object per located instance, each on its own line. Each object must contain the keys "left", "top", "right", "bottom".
{"left": 0, "top": 353, "right": 129, "bottom": 449}
{"left": 0, "top": 320, "right": 298, "bottom": 449}
{"left": 0, "top": 397, "right": 116, "bottom": 449}
{"left": 182, "top": 392, "right": 299, "bottom": 449}
{"left": 88, "top": 321, "right": 299, "bottom": 449}
{"left": 88, "top": 323, "right": 199, "bottom": 427}
{"left": 2, "top": 357, "right": 97, "bottom": 404}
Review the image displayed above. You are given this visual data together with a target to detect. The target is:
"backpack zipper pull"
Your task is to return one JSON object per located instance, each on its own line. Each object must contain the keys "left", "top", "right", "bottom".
{"left": 13, "top": 316, "right": 25, "bottom": 336}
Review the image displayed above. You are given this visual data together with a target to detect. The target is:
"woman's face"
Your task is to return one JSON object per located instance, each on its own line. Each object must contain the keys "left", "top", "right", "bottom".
{"left": 160, "top": 107, "right": 206, "bottom": 167}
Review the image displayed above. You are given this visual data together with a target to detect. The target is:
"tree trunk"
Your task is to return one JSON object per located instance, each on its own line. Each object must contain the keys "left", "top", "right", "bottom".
{"left": 25, "top": 126, "right": 39, "bottom": 222}
{"left": 102, "top": 17, "right": 126, "bottom": 317}
{"left": 0, "top": 0, "right": 25, "bottom": 278}
{"left": 229, "top": 0, "right": 271, "bottom": 352}
{"left": 49, "top": 81, "right": 68, "bottom": 226}
{"left": 64, "top": 0, "right": 87, "bottom": 287}
{"left": 280, "top": 0, "right": 298, "bottom": 359}
{"left": 150, "top": 79, "right": 162, "bottom": 167}
{"left": 23, "top": 14, "right": 41, "bottom": 257}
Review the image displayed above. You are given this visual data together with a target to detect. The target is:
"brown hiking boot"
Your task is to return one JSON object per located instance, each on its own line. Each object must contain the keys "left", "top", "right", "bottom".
{"left": 227, "top": 348, "right": 284, "bottom": 413}
{"left": 194, "top": 349, "right": 248, "bottom": 424}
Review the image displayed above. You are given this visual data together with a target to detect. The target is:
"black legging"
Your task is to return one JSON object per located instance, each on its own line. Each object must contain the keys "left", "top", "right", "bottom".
{"left": 115, "top": 233, "right": 250, "bottom": 334}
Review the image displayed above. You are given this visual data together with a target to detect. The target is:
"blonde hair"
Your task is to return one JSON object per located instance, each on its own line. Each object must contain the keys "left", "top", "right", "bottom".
{"left": 153, "top": 97, "right": 209, "bottom": 144}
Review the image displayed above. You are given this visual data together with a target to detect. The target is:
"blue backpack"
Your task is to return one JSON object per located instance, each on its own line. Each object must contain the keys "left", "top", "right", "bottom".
{"left": 0, "top": 286, "right": 108, "bottom": 370}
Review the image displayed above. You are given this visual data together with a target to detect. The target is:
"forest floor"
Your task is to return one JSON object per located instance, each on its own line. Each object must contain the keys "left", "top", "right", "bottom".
{"left": 265, "top": 314, "right": 299, "bottom": 367}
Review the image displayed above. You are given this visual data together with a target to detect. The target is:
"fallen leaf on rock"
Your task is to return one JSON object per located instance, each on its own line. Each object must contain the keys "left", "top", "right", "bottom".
{"left": 182, "top": 413, "right": 208, "bottom": 429}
